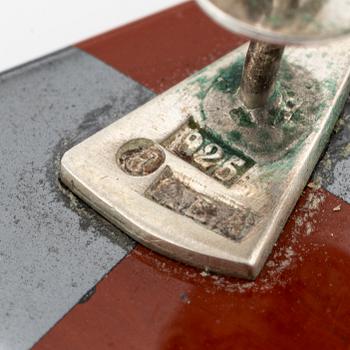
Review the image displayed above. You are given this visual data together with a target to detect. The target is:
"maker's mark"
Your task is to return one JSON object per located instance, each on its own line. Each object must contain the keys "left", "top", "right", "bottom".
{"left": 117, "top": 138, "right": 165, "bottom": 176}
{"left": 146, "top": 167, "right": 256, "bottom": 241}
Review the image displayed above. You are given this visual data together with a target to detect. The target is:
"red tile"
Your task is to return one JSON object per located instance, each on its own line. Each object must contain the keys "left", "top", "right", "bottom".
{"left": 35, "top": 188, "right": 350, "bottom": 350}
{"left": 77, "top": 1, "right": 246, "bottom": 93}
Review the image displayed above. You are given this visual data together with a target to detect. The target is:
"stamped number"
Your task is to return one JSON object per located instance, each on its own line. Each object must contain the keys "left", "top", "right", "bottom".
{"left": 194, "top": 143, "right": 224, "bottom": 170}
{"left": 170, "top": 128, "right": 250, "bottom": 186}
{"left": 214, "top": 159, "right": 237, "bottom": 182}
{"left": 180, "top": 131, "right": 203, "bottom": 156}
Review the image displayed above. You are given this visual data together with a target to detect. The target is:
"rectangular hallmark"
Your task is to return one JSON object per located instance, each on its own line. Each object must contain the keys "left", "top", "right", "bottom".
{"left": 163, "top": 118, "right": 255, "bottom": 187}
{"left": 145, "top": 166, "right": 256, "bottom": 241}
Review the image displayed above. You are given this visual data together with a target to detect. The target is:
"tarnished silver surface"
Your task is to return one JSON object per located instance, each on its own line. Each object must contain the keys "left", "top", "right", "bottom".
{"left": 196, "top": 0, "right": 350, "bottom": 45}
{"left": 61, "top": 41, "right": 350, "bottom": 279}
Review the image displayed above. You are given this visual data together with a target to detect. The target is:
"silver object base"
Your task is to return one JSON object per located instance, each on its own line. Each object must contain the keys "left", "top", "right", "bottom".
{"left": 61, "top": 42, "right": 350, "bottom": 279}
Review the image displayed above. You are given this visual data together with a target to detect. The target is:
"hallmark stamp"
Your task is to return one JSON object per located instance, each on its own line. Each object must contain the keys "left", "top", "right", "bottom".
{"left": 146, "top": 167, "right": 255, "bottom": 241}
{"left": 163, "top": 118, "right": 255, "bottom": 187}
{"left": 117, "top": 138, "right": 165, "bottom": 176}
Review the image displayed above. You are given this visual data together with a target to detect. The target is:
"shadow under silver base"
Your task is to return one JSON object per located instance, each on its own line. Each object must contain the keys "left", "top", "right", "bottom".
{"left": 61, "top": 42, "right": 350, "bottom": 280}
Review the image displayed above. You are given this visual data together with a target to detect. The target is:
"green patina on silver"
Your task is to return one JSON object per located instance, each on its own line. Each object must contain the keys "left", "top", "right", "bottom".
{"left": 181, "top": 43, "right": 350, "bottom": 192}
{"left": 190, "top": 55, "right": 325, "bottom": 164}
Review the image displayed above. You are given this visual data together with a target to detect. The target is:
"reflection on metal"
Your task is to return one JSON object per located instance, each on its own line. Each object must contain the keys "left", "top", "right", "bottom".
{"left": 196, "top": 0, "right": 350, "bottom": 44}
{"left": 61, "top": 41, "right": 350, "bottom": 279}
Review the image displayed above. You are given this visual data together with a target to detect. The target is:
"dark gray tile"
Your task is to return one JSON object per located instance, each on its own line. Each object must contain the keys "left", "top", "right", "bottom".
{"left": 313, "top": 96, "right": 350, "bottom": 203}
{"left": 0, "top": 48, "right": 154, "bottom": 349}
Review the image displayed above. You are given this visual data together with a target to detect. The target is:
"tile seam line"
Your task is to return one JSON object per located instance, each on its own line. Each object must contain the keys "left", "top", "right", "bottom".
{"left": 32, "top": 249, "right": 135, "bottom": 349}
{"left": 74, "top": 47, "right": 159, "bottom": 94}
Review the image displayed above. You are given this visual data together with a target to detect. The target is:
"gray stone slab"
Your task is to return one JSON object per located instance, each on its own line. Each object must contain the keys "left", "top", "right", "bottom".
{"left": 313, "top": 96, "right": 350, "bottom": 203}
{"left": 0, "top": 48, "right": 154, "bottom": 350}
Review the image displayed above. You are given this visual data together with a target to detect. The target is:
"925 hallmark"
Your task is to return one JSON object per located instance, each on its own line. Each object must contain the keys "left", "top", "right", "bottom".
{"left": 163, "top": 117, "right": 255, "bottom": 187}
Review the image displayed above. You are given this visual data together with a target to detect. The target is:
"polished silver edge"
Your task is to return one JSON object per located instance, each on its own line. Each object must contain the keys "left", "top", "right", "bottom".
{"left": 60, "top": 159, "right": 257, "bottom": 279}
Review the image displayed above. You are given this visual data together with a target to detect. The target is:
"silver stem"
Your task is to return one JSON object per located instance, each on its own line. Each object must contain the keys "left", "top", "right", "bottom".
{"left": 240, "top": 41, "right": 285, "bottom": 109}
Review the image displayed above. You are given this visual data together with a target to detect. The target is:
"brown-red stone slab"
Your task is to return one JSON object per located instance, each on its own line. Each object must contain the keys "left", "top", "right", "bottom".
{"left": 77, "top": 1, "right": 246, "bottom": 93}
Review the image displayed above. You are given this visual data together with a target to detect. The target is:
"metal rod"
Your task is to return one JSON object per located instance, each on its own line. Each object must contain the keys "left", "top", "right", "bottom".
{"left": 240, "top": 41, "right": 285, "bottom": 109}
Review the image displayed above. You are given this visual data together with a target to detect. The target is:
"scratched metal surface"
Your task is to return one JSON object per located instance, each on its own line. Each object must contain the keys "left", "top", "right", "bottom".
{"left": 0, "top": 48, "right": 153, "bottom": 350}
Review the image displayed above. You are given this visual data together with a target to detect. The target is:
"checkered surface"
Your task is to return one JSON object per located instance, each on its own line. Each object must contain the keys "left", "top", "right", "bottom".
{"left": 1, "top": 2, "right": 349, "bottom": 349}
